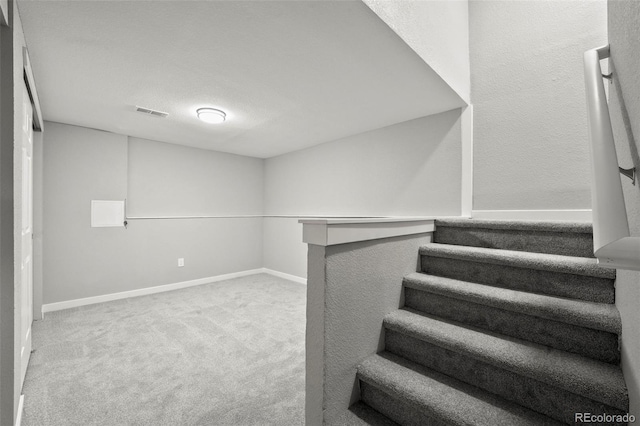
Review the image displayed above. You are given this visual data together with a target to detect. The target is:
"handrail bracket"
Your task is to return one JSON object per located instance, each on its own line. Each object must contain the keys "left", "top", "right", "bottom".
{"left": 619, "top": 167, "right": 636, "bottom": 185}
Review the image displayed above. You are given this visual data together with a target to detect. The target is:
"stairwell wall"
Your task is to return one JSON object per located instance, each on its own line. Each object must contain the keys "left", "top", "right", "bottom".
{"left": 310, "top": 232, "right": 433, "bottom": 424}
{"left": 608, "top": 0, "right": 640, "bottom": 417}
{"left": 469, "top": 0, "right": 607, "bottom": 214}
{"left": 263, "top": 110, "right": 463, "bottom": 280}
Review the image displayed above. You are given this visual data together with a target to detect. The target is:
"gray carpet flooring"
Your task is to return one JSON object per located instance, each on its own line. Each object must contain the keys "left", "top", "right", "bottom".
{"left": 22, "top": 273, "right": 306, "bottom": 426}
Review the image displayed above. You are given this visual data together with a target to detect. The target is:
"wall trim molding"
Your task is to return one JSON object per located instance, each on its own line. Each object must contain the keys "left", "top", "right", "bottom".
{"left": 126, "top": 214, "right": 393, "bottom": 220}
{"left": 41, "top": 268, "right": 305, "bottom": 315}
{"left": 471, "top": 209, "right": 593, "bottom": 222}
{"left": 299, "top": 217, "right": 435, "bottom": 246}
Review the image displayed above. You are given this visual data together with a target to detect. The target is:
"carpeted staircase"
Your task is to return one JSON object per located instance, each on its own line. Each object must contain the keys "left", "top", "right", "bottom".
{"left": 336, "top": 218, "right": 629, "bottom": 425}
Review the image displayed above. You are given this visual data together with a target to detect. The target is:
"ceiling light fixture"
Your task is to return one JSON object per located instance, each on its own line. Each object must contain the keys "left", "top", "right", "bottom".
{"left": 197, "top": 108, "right": 226, "bottom": 124}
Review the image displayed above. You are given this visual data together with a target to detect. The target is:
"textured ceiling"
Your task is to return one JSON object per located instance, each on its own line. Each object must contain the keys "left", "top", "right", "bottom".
{"left": 19, "top": 0, "right": 465, "bottom": 158}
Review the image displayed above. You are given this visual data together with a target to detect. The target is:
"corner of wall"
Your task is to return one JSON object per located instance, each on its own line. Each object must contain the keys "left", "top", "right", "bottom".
{"left": 362, "top": 0, "right": 471, "bottom": 105}
{"left": 461, "top": 104, "right": 473, "bottom": 216}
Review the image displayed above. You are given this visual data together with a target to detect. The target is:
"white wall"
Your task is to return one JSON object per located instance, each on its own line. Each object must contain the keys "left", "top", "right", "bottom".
{"left": 263, "top": 217, "right": 308, "bottom": 279}
{"left": 608, "top": 0, "right": 640, "bottom": 417}
{"left": 127, "top": 137, "right": 263, "bottom": 217}
{"left": 42, "top": 122, "right": 264, "bottom": 305}
{"left": 263, "top": 110, "right": 463, "bottom": 278}
{"left": 363, "top": 0, "right": 470, "bottom": 104}
{"left": 470, "top": 0, "right": 607, "bottom": 212}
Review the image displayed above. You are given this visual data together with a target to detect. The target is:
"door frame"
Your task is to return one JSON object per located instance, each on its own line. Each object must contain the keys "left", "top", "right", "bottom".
{"left": 13, "top": 47, "right": 43, "bottom": 426}
{"left": 23, "top": 48, "right": 43, "bottom": 131}
{"left": 22, "top": 48, "right": 43, "bottom": 326}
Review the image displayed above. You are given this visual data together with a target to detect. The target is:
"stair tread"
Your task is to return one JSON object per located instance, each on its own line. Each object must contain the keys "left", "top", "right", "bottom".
{"left": 358, "top": 352, "right": 563, "bottom": 426}
{"left": 435, "top": 218, "right": 593, "bottom": 233}
{"left": 328, "top": 402, "right": 399, "bottom": 426}
{"left": 384, "top": 309, "right": 628, "bottom": 410}
{"left": 420, "top": 243, "right": 615, "bottom": 279}
{"left": 403, "top": 272, "right": 621, "bottom": 333}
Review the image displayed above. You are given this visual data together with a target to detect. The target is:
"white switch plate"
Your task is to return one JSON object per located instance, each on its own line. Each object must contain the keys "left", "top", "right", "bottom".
{"left": 178, "top": 258, "right": 184, "bottom": 267}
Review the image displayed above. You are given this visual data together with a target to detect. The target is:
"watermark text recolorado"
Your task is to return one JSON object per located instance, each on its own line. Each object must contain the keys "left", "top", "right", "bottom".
{"left": 575, "top": 413, "right": 635, "bottom": 423}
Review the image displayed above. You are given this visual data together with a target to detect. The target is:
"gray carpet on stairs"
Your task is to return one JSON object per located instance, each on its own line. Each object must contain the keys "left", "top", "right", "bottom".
{"left": 383, "top": 309, "right": 627, "bottom": 409}
{"left": 22, "top": 273, "right": 306, "bottom": 426}
{"left": 358, "top": 352, "right": 563, "bottom": 426}
{"left": 402, "top": 273, "right": 620, "bottom": 333}
{"left": 421, "top": 244, "right": 615, "bottom": 278}
{"left": 402, "top": 273, "right": 621, "bottom": 363}
{"left": 404, "top": 288, "right": 620, "bottom": 363}
{"left": 329, "top": 402, "right": 400, "bottom": 426}
{"left": 434, "top": 218, "right": 595, "bottom": 258}
{"left": 421, "top": 249, "right": 615, "bottom": 303}
{"left": 434, "top": 218, "right": 594, "bottom": 234}
{"left": 385, "top": 329, "right": 626, "bottom": 424}
{"left": 351, "top": 219, "right": 629, "bottom": 425}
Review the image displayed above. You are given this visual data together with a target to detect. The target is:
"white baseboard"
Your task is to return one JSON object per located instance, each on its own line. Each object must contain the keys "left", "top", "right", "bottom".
{"left": 42, "top": 268, "right": 265, "bottom": 314}
{"left": 16, "top": 394, "right": 24, "bottom": 426}
{"left": 471, "top": 209, "right": 592, "bottom": 222}
{"left": 41, "top": 268, "right": 306, "bottom": 314}
{"left": 262, "top": 268, "right": 307, "bottom": 285}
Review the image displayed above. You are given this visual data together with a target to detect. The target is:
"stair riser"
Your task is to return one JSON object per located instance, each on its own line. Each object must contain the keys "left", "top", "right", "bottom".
{"left": 421, "top": 256, "right": 614, "bottom": 303}
{"left": 434, "top": 227, "right": 594, "bottom": 258}
{"left": 359, "top": 382, "right": 448, "bottom": 426}
{"left": 334, "top": 402, "right": 401, "bottom": 426}
{"left": 385, "top": 330, "right": 627, "bottom": 425}
{"left": 404, "top": 288, "right": 620, "bottom": 364}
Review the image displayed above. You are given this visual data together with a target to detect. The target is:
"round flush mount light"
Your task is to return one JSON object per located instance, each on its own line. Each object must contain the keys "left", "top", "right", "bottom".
{"left": 197, "top": 108, "right": 226, "bottom": 124}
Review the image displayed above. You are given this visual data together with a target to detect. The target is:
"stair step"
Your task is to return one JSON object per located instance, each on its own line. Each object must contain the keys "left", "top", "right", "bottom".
{"left": 403, "top": 273, "right": 620, "bottom": 333}
{"left": 421, "top": 244, "right": 613, "bottom": 278}
{"left": 434, "top": 218, "right": 594, "bottom": 258}
{"left": 328, "top": 402, "right": 399, "bottom": 426}
{"left": 435, "top": 218, "right": 594, "bottom": 234}
{"left": 357, "top": 352, "right": 563, "bottom": 426}
{"left": 384, "top": 310, "right": 628, "bottom": 423}
{"left": 420, "top": 244, "right": 615, "bottom": 303}
{"left": 403, "top": 273, "right": 621, "bottom": 363}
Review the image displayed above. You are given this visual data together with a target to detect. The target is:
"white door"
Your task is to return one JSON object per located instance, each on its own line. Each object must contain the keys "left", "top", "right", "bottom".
{"left": 20, "top": 83, "right": 34, "bottom": 388}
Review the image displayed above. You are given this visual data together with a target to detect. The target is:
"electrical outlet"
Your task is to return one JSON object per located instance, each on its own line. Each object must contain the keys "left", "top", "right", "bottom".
{"left": 178, "top": 258, "right": 184, "bottom": 267}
